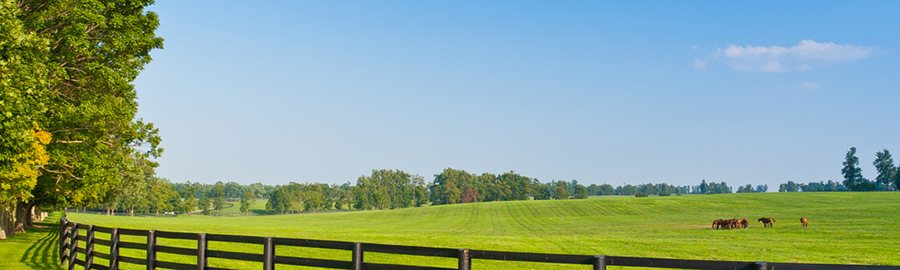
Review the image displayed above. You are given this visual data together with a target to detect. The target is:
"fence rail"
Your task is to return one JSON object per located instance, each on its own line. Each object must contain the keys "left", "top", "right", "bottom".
{"left": 58, "top": 218, "right": 899, "bottom": 270}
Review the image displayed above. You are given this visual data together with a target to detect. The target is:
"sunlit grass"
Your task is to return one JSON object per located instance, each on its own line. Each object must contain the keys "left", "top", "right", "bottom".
{"left": 7, "top": 192, "right": 898, "bottom": 269}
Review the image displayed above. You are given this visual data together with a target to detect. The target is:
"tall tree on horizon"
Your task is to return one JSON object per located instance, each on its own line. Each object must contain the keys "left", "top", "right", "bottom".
{"left": 873, "top": 149, "right": 896, "bottom": 190}
{"left": 239, "top": 190, "right": 254, "bottom": 216}
{"left": 198, "top": 193, "right": 210, "bottom": 215}
{"left": 212, "top": 184, "right": 225, "bottom": 215}
{"left": 842, "top": 147, "right": 873, "bottom": 191}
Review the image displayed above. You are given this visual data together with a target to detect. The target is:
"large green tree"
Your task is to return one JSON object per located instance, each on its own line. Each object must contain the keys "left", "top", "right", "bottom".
{"left": 239, "top": 190, "right": 254, "bottom": 216}
{"left": 573, "top": 184, "right": 588, "bottom": 199}
{"left": 147, "top": 178, "right": 177, "bottom": 217}
{"left": 212, "top": 184, "right": 225, "bottom": 215}
{"left": 430, "top": 168, "right": 472, "bottom": 205}
{"left": 553, "top": 181, "right": 569, "bottom": 200}
{"left": 198, "top": 193, "right": 210, "bottom": 215}
{"left": 0, "top": 0, "right": 51, "bottom": 234}
{"left": 873, "top": 149, "right": 896, "bottom": 190}
{"left": 2, "top": 0, "right": 164, "bottom": 232}
{"left": 180, "top": 184, "right": 197, "bottom": 215}
{"left": 111, "top": 157, "right": 155, "bottom": 216}
{"left": 842, "top": 147, "right": 873, "bottom": 191}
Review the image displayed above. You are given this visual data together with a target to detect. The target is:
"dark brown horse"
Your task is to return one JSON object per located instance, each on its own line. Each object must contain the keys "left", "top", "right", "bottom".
{"left": 738, "top": 218, "right": 749, "bottom": 229}
{"left": 712, "top": 219, "right": 726, "bottom": 230}
{"left": 758, "top": 217, "right": 775, "bottom": 228}
{"left": 800, "top": 217, "right": 808, "bottom": 227}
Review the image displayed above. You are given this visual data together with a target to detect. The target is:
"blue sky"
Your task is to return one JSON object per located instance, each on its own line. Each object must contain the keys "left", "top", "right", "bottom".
{"left": 134, "top": 1, "right": 900, "bottom": 188}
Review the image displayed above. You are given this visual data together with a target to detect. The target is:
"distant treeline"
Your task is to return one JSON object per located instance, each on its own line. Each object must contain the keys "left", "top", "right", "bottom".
{"left": 775, "top": 147, "right": 899, "bottom": 192}
{"left": 86, "top": 168, "right": 771, "bottom": 216}
{"left": 83, "top": 146, "right": 898, "bottom": 216}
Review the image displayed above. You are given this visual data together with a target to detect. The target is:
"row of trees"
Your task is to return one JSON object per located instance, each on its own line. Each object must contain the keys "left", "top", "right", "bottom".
{"left": 777, "top": 180, "right": 847, "bottom": 192}
{"left": 46, "top": 147, "right": 900, "bottom": 220}
{"left": 1, "top": 1, "right": 163, "bottom": 237}
{"left": 265, "top": 182, "right": 349, "bottom": 214}
{"left": 772, "top": 147, "right": 899, "bottom": 193}
{"left": 429, "top": 169, "right": 534, "bottom": 205}
{"left": 584, "top": 181, "right": 767, "bottom": 196}
{"left": 85, "top": 179, "right": 268, "bottom": 217}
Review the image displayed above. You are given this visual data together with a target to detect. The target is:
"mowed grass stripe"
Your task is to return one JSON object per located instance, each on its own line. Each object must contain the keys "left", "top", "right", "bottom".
{"left": 61, "top": 192, "right": 900, "bottom": 269}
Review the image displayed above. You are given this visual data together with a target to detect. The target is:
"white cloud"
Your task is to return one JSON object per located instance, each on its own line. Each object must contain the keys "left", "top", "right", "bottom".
{"left": 764, "top": 62, "right": 783, "bottom": 72}
{"left": 790, "top": 40, "right": 872, "bottom": 61}
{"left": 707, "top": 40, "right": 874, "bottom": 72}
{"left": 693, "top": 59, "right": 706, "bottom": 70}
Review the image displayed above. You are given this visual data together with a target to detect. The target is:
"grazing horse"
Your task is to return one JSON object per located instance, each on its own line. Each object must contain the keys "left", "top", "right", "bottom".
{"left": 713, "top": 219, "right": 726, "bottom": 230}
{"left": 758, "top": 217, "right": 775, "bottom": 228}
{"left": 738, "top": 218, "right": 749, "bottom": 229}
{"left": 800, "top": 217, "right": 808, "bottom": 227}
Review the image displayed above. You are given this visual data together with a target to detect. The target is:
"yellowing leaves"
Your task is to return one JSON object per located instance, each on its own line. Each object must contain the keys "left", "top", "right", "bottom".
{"left": 0, "top": 124, "right": 50, "bottom": 204}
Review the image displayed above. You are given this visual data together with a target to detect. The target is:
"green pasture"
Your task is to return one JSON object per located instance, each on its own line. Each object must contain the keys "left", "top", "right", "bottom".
{"left": 206, "top": 199, "right": 269, "bottom": 216}
{"left": 0, "top": 212, "right": 64, "bottom": 270}
{"left": 4, "top": 192, "right": 899, "bottom": 270}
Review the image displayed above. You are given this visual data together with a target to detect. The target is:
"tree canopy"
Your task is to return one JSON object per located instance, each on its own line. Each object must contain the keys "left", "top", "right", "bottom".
{"left": 842, "top": 147, "right": 874, "bottom": 191}
{"left": 1, "top": 0, "right": 163, "bottom": 233}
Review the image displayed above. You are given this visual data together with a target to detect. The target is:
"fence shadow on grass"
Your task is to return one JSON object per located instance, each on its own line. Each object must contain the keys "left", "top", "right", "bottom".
{"left": 20, "top": 216, "right": 64, "bottom": 270}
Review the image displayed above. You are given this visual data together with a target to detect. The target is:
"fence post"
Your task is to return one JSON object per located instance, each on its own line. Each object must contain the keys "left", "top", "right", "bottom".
{"left": 59, "top": 218, "right": 67, "bottom": 265}
{"left": 351, "top": 242, "right": 363, "bottom": 270}
{"left": 68, "top": 223, "right": 79, "bottom": 270}
{"left": 753, "top": 261, "right": 768, "bottom": 270}
{"left": 110, "top": 228, "right": 120, "bottom": 270}
{"left": 263, "top": 237, "right": 274, "bottom": 270}
{"left": 593, "top": 255, "right": 606, "bottom": 270}
{"left": 147, "top": 230, "right": 156, "bottom": 270}
{"left": 197, "top": 233, "right": 207, "bottom": 270}
{"left": 457, "top": 249, "right": 471, "bottom": 270}
{"left": 84, "top": 225, "right": 94, "bottom": 270}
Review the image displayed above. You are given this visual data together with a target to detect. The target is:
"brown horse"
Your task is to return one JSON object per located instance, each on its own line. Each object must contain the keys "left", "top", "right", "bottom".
{"left": 800, "top": 217, "right": 808, "bottom": 227}
{"left": 738, "top": 218, "right": 749, "bottom": 229}
{"left": 758, "top": 217, "right": 775, "bottom": 228}
{"left": 728, "top": 219, "right": 738, "bottom": 229}
{"left": 712, "top": 219, "right": 726, "bottom": 230}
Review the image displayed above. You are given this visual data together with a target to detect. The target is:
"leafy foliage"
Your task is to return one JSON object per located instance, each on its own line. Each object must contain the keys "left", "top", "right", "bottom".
{"left": 0, "top": 0, "right": 50, "bottom": 210}
{"left": 873, "top": 149, "right": 896, "bottom": 189}
{"left": 842, "top": 147, "right": 874, "bottom": 191}
{"left": 239, "top": 190, "right": 255, "bottom": 216}
{"left": 779, "top": 181, "right": 800, "bottom": 192}
{"left": 552, "top": 181, "right": 569, "bottom": 200}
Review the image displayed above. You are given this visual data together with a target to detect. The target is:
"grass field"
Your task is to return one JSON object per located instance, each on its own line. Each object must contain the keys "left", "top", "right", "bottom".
{"left": 206, "top": 199, "right": 269, "bottom": 216}
{"left": 0, "top": 212, "right": 64, "bottom": 270}
{"left": 3, "top": 192, "right": 899, "bottom": 269}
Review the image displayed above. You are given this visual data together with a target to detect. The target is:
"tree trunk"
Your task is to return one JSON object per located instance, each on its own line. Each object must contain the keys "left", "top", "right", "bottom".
{"left": 129, "top": 206, "right": 134, "bottom": 216}
{"left": 156, "top": 209, "right": 159, "bottom": 217}
{"left": 0, "top": 208, "right": 11, "bottom": 239}
{"left": 25, "top": 204, "right": 35, "bottom": 227}
{"left": 14, "top": 201, "right": 27, "bottom": 233}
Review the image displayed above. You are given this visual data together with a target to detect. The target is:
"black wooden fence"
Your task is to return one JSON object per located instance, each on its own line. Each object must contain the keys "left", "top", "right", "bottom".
{"left": 58, "top": 218, "right": 898, "bottom": 270}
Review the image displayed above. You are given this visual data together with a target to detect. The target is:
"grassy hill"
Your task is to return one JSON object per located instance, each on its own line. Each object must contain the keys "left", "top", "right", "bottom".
{"left": 21, "top": 192, "right": 900, "bottom": 269}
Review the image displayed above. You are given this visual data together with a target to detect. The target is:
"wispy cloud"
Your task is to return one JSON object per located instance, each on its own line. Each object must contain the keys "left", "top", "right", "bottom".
{"left": 693, "top": 59, "right": 706, "bottom": 70}
{"left": 705, "top": 40, "right": 875, "bottom": 72}
{"left": 798, "top": 82, "right": 822, "bottom": 90}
